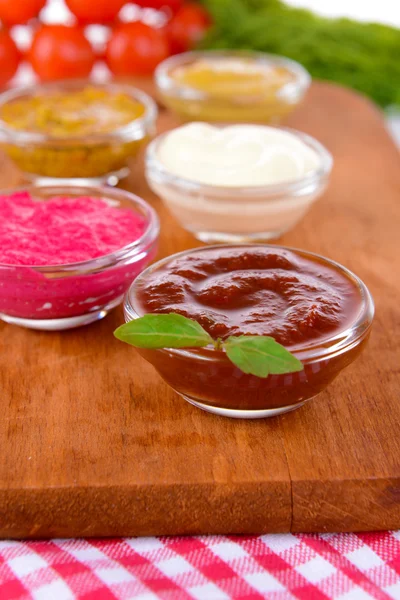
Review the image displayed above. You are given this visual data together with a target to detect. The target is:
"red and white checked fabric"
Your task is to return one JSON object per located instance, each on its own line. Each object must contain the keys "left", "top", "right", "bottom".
{"left": 1, "top": 532, "right": 400, "bottom": 600}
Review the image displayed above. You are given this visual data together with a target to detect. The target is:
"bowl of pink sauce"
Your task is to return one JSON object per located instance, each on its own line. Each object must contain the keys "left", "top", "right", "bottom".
{"left": 0, "top": 185, "right": 159, "bottom": 330}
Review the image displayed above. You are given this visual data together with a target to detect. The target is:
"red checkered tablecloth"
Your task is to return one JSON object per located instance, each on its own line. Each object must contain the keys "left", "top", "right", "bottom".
{"left": 0, "top": 533, "right": 400, "bottom": 599}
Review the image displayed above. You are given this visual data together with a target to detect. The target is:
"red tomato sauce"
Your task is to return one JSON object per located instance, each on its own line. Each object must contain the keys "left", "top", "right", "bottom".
{"left": 135, "top": 246, "right": 360, "bottom": 347}
{"left": 131, "top": 245, "right": 370, "bottom": 412}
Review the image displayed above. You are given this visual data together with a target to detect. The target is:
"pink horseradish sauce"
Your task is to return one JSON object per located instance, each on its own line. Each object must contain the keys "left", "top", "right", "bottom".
{"left": 0, "top": 191, "right": 158, "bottom": 321}
{"left": 0, "top": 192, "right": 146, "bottom": 265}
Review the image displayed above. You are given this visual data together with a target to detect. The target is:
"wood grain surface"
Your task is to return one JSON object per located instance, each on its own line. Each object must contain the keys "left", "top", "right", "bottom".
{"left": 1, "top": 81, "right": 400, "bottom": 538}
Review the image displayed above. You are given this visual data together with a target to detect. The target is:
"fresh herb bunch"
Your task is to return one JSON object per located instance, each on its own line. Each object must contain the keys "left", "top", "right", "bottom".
{"left": 200, "top": 0, "right": 400, "bottom": 108}
{"left": 114, "top": 313, "right": 303, "bottom": 378}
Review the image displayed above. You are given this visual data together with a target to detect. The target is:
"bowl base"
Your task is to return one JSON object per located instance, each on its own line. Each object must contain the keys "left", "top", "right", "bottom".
{"left": 192, "top": 229, "right": 285, "bottom": 244}
{"left": 22, "top": 167, "right": 130, "bottom": 188}
{"left": 180, "top": 393, "right": 309, "bottom": 419}
{"left": 0, "top": 308, "right": 111, "bottom": 331}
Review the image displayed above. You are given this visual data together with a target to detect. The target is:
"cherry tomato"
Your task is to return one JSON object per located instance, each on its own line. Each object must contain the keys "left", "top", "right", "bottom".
{"left": 0, "top": 30, "right": 20, "bottom": 87}
{"left": 65, "top": 0, "right": 126, "bottom": 25}
{"left": 134, "top": 0, "right": 183, "bottom": 14}
{"left": 166, "top": 3, "right": 211, "bottom": 54}
{"left": 28, "top": 25, "right": 95, "bottom": 82}
{"left": 0, "top": 0, "right": 45, "bottom": 26}
{"left": 106, "top": 22, "right": 170, "bottom": 76}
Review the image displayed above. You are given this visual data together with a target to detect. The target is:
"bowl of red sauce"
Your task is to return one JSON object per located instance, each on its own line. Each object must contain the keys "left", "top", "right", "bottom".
{"left": 123, "top": 245, "right": 374, "bottom": 418}
{"left": 0, "top": 185, "right": 159, "bottom": 330}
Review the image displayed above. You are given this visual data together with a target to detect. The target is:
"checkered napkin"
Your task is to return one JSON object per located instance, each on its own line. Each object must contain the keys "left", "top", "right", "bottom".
{"left": 1, "top": 532, "right": 400, "bottom": 599}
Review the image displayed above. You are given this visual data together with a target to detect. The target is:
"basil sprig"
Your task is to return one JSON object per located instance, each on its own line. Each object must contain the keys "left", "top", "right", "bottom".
{"left": 114, "top": 313, "right": 303, "bottom": 378}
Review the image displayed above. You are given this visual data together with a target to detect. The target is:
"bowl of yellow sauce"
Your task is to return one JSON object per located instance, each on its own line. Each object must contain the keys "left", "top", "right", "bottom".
{"left": 155, "top": 50, "right": 310, "bottom": 123}
{"left": 0, "top": 81, "right": 157, "bottom": 185}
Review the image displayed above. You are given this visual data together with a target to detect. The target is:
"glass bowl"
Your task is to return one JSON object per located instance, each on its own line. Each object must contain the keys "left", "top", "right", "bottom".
{"left": 146, "top": 127, "right": 333, "bottom": 243}
{"left": 0, "top": 185, "right": 159, "bottom": 331}
{"left": 0, "top": 80, "right": 158, "bottom": 186}
{"left": 123, "top": 245, "right": 374, "bottom": 419}
{"left": 155, "top": 50, "right": 311, "bottom": 123}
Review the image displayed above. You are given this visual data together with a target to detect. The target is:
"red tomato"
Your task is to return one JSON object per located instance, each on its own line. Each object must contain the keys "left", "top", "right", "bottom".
{"left": 0, "top": 0, "right": 45, "bottom": 26}
{"left": 0, "top": 30, "right": 20, "bottom": 87}
{"left": 134, "top": 0, "right": 183, "bottom": 14}
{"left": 166, "top": 3, "right": 211, "bottom": 54}
{"left": 65, "top": 0, "right": 126, "bottom": 25}
{"left": 28, "top": 25, "right": 95, "bottom": 82}
{"left": 106, "top": 22, "right": 170, "bottom": 76}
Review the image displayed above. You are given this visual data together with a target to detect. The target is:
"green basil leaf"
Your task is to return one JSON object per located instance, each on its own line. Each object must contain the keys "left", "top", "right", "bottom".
{"left": 223, "top": 335, "right": 303, "bottom": 378}
{"left": 114, "top": 313, "right": 213, "bottom": 349}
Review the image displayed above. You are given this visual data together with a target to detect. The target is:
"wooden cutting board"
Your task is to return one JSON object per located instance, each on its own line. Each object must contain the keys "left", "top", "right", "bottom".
{"left": 1, "top": 81, "right": 400, "bottom": 538}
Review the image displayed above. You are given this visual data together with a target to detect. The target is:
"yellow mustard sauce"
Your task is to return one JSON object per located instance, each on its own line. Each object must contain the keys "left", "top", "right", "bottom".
{"left": 1, "top": 86, "right": 149, "bottom": 179}
{"left": 162, "top": 57, "right": 298, "bottom": 123}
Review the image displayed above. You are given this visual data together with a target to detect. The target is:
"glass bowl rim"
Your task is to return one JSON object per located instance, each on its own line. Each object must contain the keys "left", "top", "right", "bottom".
{"left": 0, "top": 184, "right": 160, "bottom": 271}
{"left": 146, "top": 125, "right": 333, "bottom": 197}
{"left": 0, "top": 79, "right": 158, "bottom": 145}
{"left": 155, "top": 49, "right": 311, "bottom": 103}
{"left": 123, "top": 243, "right": 374, "bottom": 364}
